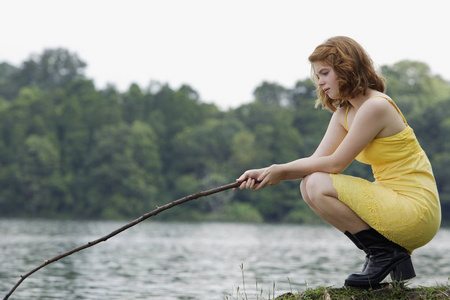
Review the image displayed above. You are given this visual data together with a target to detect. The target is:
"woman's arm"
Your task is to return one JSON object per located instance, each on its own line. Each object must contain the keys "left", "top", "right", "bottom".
{"left": 236, "top": 108, "right": 347, "bottom": 189}
{"left": 238, "top": 98, "right": 391, "bottom": 190}
{"left": 279, "top": 109, "right": 347, "bottom": 181}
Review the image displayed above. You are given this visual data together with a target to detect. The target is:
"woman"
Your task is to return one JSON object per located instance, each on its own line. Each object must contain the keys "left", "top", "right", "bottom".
{"left": 235, "top": 36, "right": 441, "bottom": 287}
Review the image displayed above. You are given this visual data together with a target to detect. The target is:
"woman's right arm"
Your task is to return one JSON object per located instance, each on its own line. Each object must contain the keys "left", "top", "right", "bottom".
{"left": 279, "top": 108, "right": 347, "bottom": 180}
{"left": 311, "top": 108, "right": 348, "bottom": 158}
{"left": 236, "top": 108, "right": 348, "bottom": 188}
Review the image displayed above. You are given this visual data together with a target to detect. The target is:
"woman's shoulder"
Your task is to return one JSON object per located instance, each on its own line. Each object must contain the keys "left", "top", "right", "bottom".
{"left": 361, "top": 92, "right": 407, "bottom": 135}
{"left": 363, "top": 92, "right": 395, "bottom": 112}
{"left": 367, "top": 91, "right": 394, "bottom": 104}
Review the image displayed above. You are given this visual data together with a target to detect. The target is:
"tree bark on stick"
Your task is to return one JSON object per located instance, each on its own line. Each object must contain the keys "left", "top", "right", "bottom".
{"left": 3, "top": 181, "right": 241, "bottom": 300}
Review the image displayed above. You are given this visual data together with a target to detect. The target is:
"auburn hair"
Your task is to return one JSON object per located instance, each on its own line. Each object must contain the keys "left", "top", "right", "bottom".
{"left": 308, "top": 36, "right": 386, "bottom": 111}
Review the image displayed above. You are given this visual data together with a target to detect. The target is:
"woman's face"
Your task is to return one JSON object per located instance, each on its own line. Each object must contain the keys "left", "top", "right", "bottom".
{"left": 312, "top": 61, "right": 339, "bottom": 99}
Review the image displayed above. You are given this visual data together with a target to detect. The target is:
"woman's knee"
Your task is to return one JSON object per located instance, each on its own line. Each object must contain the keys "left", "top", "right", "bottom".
{"left": 303, "top": 172, "right": 323, "bottom": 194}
{"left": 302, "top": 172, "right": 337, "bottom": 200}
{"left": 300, "top": 176, "right": 309, "bottom": 203}
{"left": 301, "top": 175, "right": 316, "bottom": 207}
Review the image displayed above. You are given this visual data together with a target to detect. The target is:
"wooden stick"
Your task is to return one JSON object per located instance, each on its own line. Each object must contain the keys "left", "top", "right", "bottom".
{"left": 3, "top": 181, "right": 241, "bottom": 300}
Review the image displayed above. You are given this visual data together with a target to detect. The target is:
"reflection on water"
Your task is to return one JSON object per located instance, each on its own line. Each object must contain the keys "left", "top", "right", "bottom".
{"left": 1, "top": 220, "right": 449, "bottom": 299}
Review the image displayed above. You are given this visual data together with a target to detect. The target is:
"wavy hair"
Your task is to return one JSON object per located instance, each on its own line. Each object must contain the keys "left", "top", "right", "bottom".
{"left": 308, "top": 36, "right": 386, "bottom": 111}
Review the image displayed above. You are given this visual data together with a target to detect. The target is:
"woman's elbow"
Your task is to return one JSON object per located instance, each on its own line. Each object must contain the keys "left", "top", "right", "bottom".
{"left": 327, "top": 160, "right": 349, "bottom": 174}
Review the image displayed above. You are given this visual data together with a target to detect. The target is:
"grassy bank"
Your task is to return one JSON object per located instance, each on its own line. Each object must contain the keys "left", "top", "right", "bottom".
{"left": 224, "top": 264, "right": 450, "bottom": 299}
{"left": 276, "top": 283, "right": 450, "bottom": 299}
{"left": 226, "top": 282, "right": 450, "bottom": 300}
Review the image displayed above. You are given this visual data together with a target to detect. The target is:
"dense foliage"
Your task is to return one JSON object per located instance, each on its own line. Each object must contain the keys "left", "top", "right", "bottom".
{"left": 1, "top": 49, "right": 449, "bottom": 223}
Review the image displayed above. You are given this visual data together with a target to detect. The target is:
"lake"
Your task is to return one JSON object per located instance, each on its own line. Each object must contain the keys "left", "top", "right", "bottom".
{"left": 1, "top": 219, "right": 449, "bottom": 299}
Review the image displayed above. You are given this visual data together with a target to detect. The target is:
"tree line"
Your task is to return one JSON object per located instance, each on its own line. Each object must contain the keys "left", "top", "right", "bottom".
{"left": 1, "top": 48, "right": 449, "bottom": 223}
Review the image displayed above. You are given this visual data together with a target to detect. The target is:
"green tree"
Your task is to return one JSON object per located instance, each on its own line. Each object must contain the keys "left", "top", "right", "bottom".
{"left": 382, "top": 60, "right": 450, "bottom": 118}
{"left": 229, "top": 130, "right": 257, "bottom": 172}
{"left": 83, "top": 122, "right": 162, "bottom": 219}
{"left": 15, "top": 135, "right": 65, "bottom": 216}
{"left": 171, "top": 118, "right": 244, "bottom": 179}
{"left": 122, "top": 83, "right": 148, "bottom": 123}
{"left": 0, "top": 62, "right": 20, "bottom": 100}
{"left": 291, "top": 79, "right": 331, "bottom": 156}
{"left": 253, "top": 81, "right": 291, "bottom": 106}
{"left": 14, "top": 48, "right": 87, "bottom": 91}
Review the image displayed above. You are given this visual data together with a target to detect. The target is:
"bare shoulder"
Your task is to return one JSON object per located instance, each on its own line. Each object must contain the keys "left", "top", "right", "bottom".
{"left": 360, "top": 93, "right": 406, "bottom": 137}
{"left": 361, "top": 94, "right": 395, "bottom": 116}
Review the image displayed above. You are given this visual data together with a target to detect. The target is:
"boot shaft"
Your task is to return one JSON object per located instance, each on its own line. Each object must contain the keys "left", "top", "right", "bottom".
{"left": 352, "top": 228, "right": 407, "bottom": 254}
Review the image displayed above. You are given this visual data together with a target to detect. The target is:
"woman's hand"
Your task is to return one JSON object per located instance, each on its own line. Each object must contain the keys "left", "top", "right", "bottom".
{"left": 234, "top": 168, "right": 265, "bottom": 190}
{"left": 234, "top": 164, "right": 285, "bottom": 190}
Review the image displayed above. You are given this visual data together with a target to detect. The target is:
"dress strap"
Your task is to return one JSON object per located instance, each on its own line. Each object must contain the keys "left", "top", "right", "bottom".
{"left": 345, "top": 105, "right": 350, "bottom": 131}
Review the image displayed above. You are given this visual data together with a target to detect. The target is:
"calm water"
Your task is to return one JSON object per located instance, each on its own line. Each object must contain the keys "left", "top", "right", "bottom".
{"left": 1, "top": 219, "right": 449, "bottom": 300}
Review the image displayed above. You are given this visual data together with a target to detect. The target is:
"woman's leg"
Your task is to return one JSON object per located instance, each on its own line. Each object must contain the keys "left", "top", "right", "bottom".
{"left": 300, "top": 172, "right": 415, "bottom": 286}
{"left": 300, "top": 172, "right": 369, "bottom": 234}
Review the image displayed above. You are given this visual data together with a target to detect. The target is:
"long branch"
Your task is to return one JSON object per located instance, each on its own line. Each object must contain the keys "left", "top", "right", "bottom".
{"left": 3, "top": 181, "right": 241, "bottom": 300}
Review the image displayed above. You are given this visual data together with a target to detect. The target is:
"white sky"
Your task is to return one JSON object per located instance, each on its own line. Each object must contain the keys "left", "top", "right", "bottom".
{"left": 1, "top": 0, "right": 449, "bottom": 110}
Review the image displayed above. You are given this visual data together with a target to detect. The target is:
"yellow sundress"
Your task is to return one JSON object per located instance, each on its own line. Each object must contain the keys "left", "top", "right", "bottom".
{"left": 330, "top": 96, "right": 441, "bottom": 253}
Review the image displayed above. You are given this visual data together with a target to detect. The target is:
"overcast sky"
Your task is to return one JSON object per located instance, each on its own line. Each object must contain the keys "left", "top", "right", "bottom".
{"left": 2, "top": 0, "right": 449, "bottom": 109}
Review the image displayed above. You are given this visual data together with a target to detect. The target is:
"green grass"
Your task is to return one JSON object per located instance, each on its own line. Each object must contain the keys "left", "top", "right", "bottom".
{"left": 226, "top": 283, "right": 450, "bottom": 300}
{"left": 278, "top": 283, "right": 450, "bottom": 299}
{"left": 224, "top": 266, "right": 450, "bottom": 300}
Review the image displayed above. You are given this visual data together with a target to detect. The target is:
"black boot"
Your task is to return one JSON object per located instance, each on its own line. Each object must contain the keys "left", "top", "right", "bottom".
{"left": 344, "top": 228, "right": 416, "bottom": 287}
